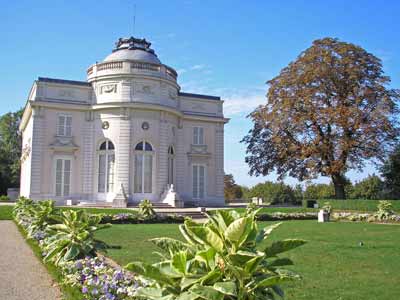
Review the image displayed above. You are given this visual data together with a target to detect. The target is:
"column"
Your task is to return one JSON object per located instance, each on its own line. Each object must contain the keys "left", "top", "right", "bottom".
{"left": 157, "top": 112, "right": 169, "bottom": 197}
{"left": 81, "top": 111, "right": 95, "bottom": 199}
{"left": 215, "top": 123, "right": 225, "bottom": 200}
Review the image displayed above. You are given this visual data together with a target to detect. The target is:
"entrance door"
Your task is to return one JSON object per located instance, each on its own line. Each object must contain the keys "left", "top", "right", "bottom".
{"left": 55, "top": 158, "right": 71, "bottom": 196}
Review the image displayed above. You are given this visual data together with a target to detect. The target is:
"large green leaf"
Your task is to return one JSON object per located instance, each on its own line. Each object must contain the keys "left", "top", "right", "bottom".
{"left": 244, "top": 255, "right": 265, "bottom": 274}
{"left": 176, "top": 291, "right": 200, "bottom": 300}
{"left": 195, "top": 247, "right": 216, "bottom": 269}
{"left": 224, "top": 217, "right": 248, "bottom": 243}
{"left": 64, "top": 244, "right": 80, "bottom": 261}
{"left": 264, "top": 239, "right": 307, "bottom": 257}
{"left": 172, "top": 251, "right": 188, "bottom": 274}
{"left": 252, "top": 275, "right": 291, "bottom": 290}
{"left": 154, "top": 261, "right": 183, "bottom": 278}
{"left": 188, "top": 227, "right": 224, "bottom": 253}
{"left": 255, "top": 222, "right": 282, "bottom": 244}
{"left": 151, "top": 237, "right": 191, "bottom": 257}
{"left": 125, "top": 262, "right": 174, "bottom": 285}
{"left": 213, "top": 281, "right": 237, "bottom": 296}
{"left": 135, "top": 287, "right": 163, "bottom": 299}
{"left": 189, "top": 284, "right": 224, "bottom": 300}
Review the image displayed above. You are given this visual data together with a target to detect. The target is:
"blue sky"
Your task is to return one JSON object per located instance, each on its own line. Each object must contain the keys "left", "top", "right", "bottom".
{"left": 1, "top": 0, "right": 399, "bottom": 187}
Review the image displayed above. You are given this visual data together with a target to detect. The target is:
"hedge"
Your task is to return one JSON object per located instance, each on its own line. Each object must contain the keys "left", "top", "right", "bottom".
{"left": 303, "top": 199, "right": 400, "bottom": 212}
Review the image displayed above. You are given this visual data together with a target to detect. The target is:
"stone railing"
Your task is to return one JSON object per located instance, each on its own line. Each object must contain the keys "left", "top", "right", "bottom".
{"left": 190, "top": 144, "right": 208, "bottom": 154}
{"left": 97, "top": 61, "right": 123, "bottom": 71}
{"left": 87, "top": 60, "right": 178, "bottom": 82}
{"left": 131, "top": 62, "right": 160, "bottom": 72}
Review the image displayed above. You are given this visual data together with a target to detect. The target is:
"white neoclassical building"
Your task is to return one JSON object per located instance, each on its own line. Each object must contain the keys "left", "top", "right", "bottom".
{"left": 19, "top": 37, "right": 229, "bottom": 207}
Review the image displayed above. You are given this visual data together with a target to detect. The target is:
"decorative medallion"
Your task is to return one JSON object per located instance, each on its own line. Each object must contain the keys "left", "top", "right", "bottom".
{"left": 100, "top": 84, "right": 117, "bottom": 94}
{"left": 141, "top": 122, "right": 150, "bottom": 130}
{"left": 102, "top": 121, "right": 110, "bottom": 130}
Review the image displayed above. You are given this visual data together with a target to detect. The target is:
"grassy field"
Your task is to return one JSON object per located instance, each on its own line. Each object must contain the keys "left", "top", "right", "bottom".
{"left": 312, "top": 199, "right": 400, "bottom": 212}
{"left": 95, "top": 220, "right": 400, "bottom": 300}
{"left": 231, "top": 207, "right": 317, "bottom": 214}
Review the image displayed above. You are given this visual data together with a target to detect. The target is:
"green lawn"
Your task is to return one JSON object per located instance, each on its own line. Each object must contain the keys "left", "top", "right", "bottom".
{"left": 0, "top": 205, "right": 13, "bottom": 220}
{"left": 95, "top": 220, "right": 400, "bottom": 300}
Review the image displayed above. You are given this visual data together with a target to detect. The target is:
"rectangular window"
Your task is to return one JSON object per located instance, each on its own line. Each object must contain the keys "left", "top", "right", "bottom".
{"left": 57, "top": 114, "right": 72, "bottom": 137}
{"left": 192, "top": 165, "right": 205, "bottom": 199}
{"left": 107, "top": 154, "right": 115, "bottom": 193}
{"left": 134, "top": 155, "right": 143, "bottom": 193}
{"left": 55, "top": 158, "right": 71, "bottom": 196}
{"left": 193, "top": 127, "right": 204, "bottom": 145}
{"left": 144, "top": 155, "right": 152, "bottom": 193}
{"left": 98, "top": 154, "right": 106, "bottom": 193}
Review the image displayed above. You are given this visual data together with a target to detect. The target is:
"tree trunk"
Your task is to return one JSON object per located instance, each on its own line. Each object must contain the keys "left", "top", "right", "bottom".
{"left": 332, "top": 174, "right": 346, "bottom": 199}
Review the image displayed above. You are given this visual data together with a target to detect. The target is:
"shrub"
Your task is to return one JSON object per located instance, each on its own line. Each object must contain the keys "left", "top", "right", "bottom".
{"left": 374, "top": 200, "right": 394, "bottom": 221}
{"left": 126, "top": 209, "right": 306, "bottom": 300}
{"left": 138, "top": 199, "right": 156, "bottom": 219}
{"left": 0, "top": 195, "right": 10, "bottom": 202}
{"left": 322, "top": 202, "right": 332, "bottom": 214}
{"left": 44, "top": 210, "right": 110, "bottom": 265}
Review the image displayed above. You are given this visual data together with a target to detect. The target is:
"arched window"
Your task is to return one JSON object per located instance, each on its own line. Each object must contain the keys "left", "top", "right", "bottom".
{"left": 134, "top": 141, "right": 153, "bottom": 193}
{"left": 167, "top": 146, "right": 175, "bottom": 185}
{"left": 98, "top": 140, "right": 115, "bottom": 193}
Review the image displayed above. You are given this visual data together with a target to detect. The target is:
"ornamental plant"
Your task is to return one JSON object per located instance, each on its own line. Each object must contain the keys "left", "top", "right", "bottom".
{"left": 44, "top": 210, "right": 110, "bottom": 265}
{"left": 26, "top": 200, "right": 57, "bottom": 238}
{"left": 374, "top": 200, "right": 394, "bottom": 221}
{"left": 322, "top": 202, "right": 332, "bottom": 215}
{"left": 139, "top": 199, "right": 156, "bottom": 219}
{"left": 126, "top": 209, "right": 306, "bottom": 300}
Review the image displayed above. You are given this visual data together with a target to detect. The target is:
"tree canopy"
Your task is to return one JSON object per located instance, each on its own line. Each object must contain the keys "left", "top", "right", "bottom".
{"left": 224, "top": 173, "right": 243, "bottom": 200}
{"left": 242, "top": 37, "right": 399, "bottom": 199}
{"left": 0, "top": 109, "right": 23, "bottom": 195}
{"left": 381, "top": 145, "right": 400, "bottom": 199}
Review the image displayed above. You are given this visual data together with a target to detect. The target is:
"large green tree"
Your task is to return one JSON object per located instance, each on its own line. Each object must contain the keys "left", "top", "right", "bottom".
{"left": 242, "top": 37, "right": 399, "bottom": 199}
{"left": 381, "top": 145, "right": 400, "bottom": 199}
{"left": 0, "top": 109, "right": 23, "bottom": 194}
{"left": 224, "top": 173, "right": 243, "bottom": 201}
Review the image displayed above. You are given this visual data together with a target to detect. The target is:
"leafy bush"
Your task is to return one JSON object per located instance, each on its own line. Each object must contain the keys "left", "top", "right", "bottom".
{"left": 311, "top": 199, "right": 400, "bottom": 212}
{"left": 126, "top": 209, "right": 306, "bottom": 300}
{"left": 248, "top": 181, "right": 299, "bottom": 204}
{"left": 374, "top": 200, "right": 394, "bottom": 221}
{"left": 26, "top": 200, "right": 57, "bottom": 238}
{"left": 139, "top": 199, "right": 156, "bottom": 219}
{"left": 322, "top": 202, "right": 332, "bottom": 214}
{"left": 44, "top": 210, "right": 110, "bottom": 265}
{"left": 256, "top": 212, "right": 317, "bottom": 221}
{"left": 0, "top": 195, "right": 10, "bottom": 202}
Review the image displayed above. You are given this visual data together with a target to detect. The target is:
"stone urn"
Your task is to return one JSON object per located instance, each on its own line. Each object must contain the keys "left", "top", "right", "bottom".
{"left": 318, "top": 209, "right": 330, "bottom": 222}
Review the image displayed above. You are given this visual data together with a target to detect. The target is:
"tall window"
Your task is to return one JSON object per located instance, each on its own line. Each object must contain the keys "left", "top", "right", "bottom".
{"left": 55, "top": 158, "right": 71, "bottom": 196}
{"left": 98, "top": 140, "right": 115, "bottom": 193}
{"left": 192, "top": 164, "right": 205, "bottom": 199}
{"left": 193, "top": 127, "right": 204, "bottom": 145}
{"left": 167, "top": 146, "right": 174, "bottom": 185}
{"left": 134, "top": 141, "right": 153, "bottom": 193}
{"left": 57, "top": 114, "right": 72, "bottom": 137}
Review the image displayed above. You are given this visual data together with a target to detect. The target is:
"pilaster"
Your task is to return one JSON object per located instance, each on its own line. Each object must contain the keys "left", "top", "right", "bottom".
{"left": 157, "top": 112, "right": 169, "bottom": 195}
{"left": 81, "top": 111, "right": 95, "bottom": 196}
{"left": 215, "top": 123, "right": 225, "bottom": 198}
{"left": 30, "top": 107, "right": 45, "bottom": 197}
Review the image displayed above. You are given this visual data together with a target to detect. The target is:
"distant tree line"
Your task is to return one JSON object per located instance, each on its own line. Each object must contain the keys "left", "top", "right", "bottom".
{"left": 225, "top": 147, "right": 400, "bottom": 203}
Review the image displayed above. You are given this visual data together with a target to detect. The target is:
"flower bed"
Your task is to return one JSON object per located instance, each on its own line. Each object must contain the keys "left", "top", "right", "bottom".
{"left": 332, "top": 212, "right": 400, "bottom": 223}
{"left": 13, "top": 198, "right": 142, "bottom": 300}
{"left": 256, "top": 212, "right": 318, "bottom": 221}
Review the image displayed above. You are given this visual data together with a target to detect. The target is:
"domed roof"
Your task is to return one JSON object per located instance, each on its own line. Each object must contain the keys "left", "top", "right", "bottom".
{"left": 104, "top": 37, "right": 161, "bottom": 64}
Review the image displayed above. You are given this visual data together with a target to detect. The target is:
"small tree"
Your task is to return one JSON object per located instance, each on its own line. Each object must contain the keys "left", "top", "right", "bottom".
{"left": 242, "top": 38, "right": 399, "bottom": 199}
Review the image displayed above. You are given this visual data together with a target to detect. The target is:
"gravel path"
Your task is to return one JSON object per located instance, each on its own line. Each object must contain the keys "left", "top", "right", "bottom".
{"left": 0, "top": 221, "right": 62, "bottom": 300}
